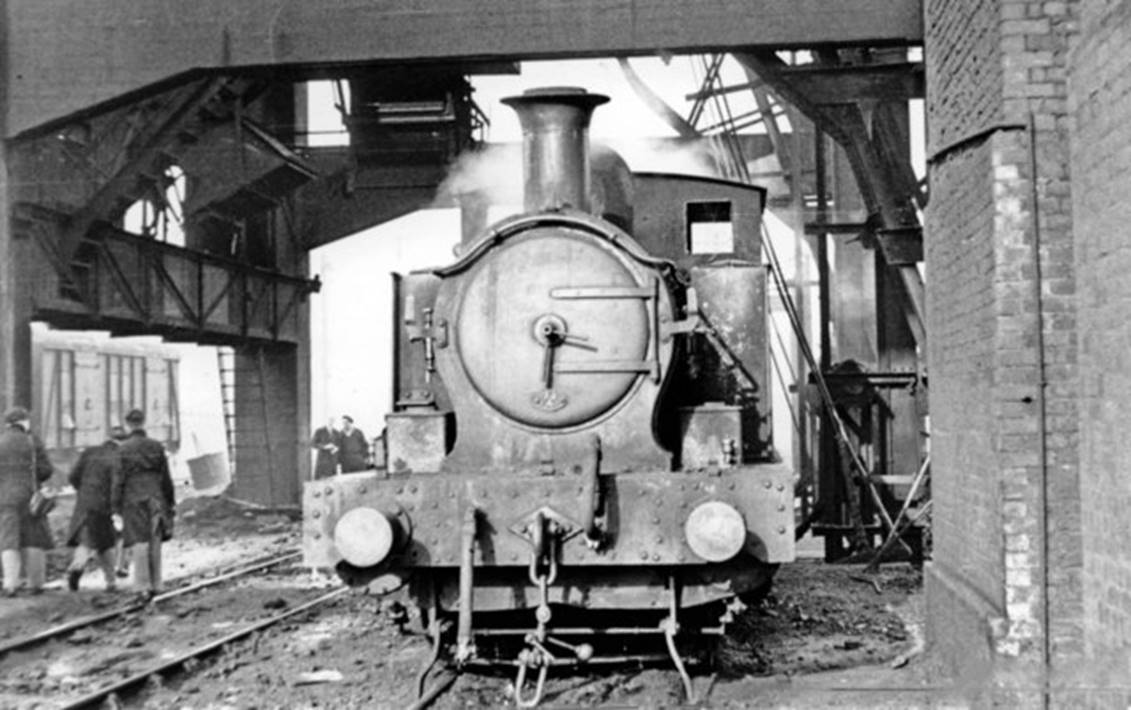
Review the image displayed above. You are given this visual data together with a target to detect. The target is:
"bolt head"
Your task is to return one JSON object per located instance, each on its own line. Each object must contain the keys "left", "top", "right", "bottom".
{"left": 576, "top": 643, "right": 594, "bottom": 662}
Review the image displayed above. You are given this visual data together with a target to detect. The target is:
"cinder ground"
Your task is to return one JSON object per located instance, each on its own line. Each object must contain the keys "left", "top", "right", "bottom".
{"left": 1, "top": 497, "right": 957, "bottom": 709}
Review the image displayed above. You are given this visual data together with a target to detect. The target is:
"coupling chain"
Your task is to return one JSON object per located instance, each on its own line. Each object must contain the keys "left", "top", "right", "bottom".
{"left": 515, "top": 552, "right": 555, "bottom": 708}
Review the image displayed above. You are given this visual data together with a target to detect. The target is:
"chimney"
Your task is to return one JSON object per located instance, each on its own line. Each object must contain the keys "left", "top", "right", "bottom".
{"left": 501, "top": 87, "right": 609, "bottom": 213}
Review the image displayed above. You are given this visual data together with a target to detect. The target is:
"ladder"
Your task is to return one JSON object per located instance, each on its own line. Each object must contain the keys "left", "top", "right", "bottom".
{"left": 216, "top": 346, "right": 276, "bottom": 503}
{"left": 217, "top": 347, "right": 238, "bottom": 478}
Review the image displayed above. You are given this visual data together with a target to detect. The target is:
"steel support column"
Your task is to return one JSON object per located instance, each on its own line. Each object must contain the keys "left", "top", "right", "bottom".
{"left": 734, "top": 51, "right": 926, "bottom": 348}
{"left": 0, "top": 10, "right": 33, "bottom": 412}
{"left": 0, "top": 151, "right": 34, "bottom": 413}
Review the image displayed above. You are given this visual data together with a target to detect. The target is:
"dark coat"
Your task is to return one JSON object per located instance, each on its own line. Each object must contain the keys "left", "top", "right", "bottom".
{"left": 338, "top": 427, "right": 369, "bottom": 473}
{"left": 66, "top": 439, "right": 120, "bottom": 549}
{"left": 311, "top": 426, "right": 340, "bottom": 479}
{"left": 0, "top": 425, "right": 55, "bottom": 550}
{"left": 113, "top": 429, "right": 176, "bottom": 545}
{"left": 0, "top": 426, "right": 54, "bottom": 509}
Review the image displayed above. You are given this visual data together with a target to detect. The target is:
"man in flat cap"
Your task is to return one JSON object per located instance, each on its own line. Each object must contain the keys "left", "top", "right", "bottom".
{"left": 337, "top": 415, "right": 369, "bottom": 473}
{"left": 112, "top": 409, "right": 175, "bottom": 598}
{"left": 65, "top": 425, "right": 128, "bottom": 591}
{"left": 0, "top": 406, "right": 56, "bottom": 596}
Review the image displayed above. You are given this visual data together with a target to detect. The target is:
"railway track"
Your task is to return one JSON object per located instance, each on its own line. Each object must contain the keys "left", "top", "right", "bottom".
{"left": 0, "top": 550, "right": 303, "bottom": 656}
{"left": 58, "top": 587, "right": 348, "bottom": 710}
{"left": 0, "top": 549, "right": 347, "bottom": 710}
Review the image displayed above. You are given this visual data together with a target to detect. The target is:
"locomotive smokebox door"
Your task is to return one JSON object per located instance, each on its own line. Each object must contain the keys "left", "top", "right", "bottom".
{"left": 454, "top": 229, "right": 653, "bottom": 429}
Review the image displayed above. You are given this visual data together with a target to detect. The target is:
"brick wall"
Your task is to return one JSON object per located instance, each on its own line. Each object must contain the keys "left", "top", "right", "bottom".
{"left": 925, "top": 0, "right": 1005, "bottom": 149}
{"left": 924, "top": 0, "right": 1011, "bottom": 684}
{"left": 1069, "top": 0, "right": 1131, "bottom": 703}
{"left": 926, "top": 145, "right": 1002, "bottom": 612}
{"left": 924, "top": 0, "right": 1084, "bottom": 699}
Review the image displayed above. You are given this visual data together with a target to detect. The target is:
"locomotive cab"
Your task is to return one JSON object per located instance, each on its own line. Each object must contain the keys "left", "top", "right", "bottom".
{"left": 303, "top": 87, "right": 795, "bottom": 700}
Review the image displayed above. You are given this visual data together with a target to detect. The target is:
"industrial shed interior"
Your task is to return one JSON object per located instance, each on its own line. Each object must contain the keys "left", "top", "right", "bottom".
{"left": 0, "top": 1, "right": 1126, "bottom": 707}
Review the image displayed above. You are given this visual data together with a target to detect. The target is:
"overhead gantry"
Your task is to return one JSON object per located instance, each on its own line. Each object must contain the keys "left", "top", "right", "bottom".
{"left": 0, "top": 0, "right": 924, "bottom": 507}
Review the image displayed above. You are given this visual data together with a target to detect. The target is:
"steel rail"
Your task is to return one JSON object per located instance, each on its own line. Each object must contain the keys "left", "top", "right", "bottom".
{"left": 0, "top": 550, "right": 302, "bottom": 656}
{"left": 58, "top": 587, "right": 348, "bottom": 710}
{"left": 473, "top": 626, "right": 724, "bottom": 636}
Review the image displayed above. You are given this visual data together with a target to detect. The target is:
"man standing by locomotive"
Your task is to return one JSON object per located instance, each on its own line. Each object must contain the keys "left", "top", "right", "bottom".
{"left": 337, "top": 415, "right": 369, "bottom": 473}
{"left": 112, "top": 409, "right": 175, "bottom": 598}
{"left": 65, "top": 426, "right": 127, "bottom": 591}
{"left": 310, "top": 416, "right": 340, "bottom": 479}
{"left": 0, "top": 407, "right": 55, "bottom": 596}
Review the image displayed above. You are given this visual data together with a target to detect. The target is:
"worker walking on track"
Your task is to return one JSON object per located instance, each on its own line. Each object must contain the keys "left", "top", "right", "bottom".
{"left": 0, "top": 407, "right": 56, "bottom": 596}
{"left": 65, "top": 426, "right": 128, "bottom": 592}
{"left": 112, "top": 409, "right": 176, "bottom": 599}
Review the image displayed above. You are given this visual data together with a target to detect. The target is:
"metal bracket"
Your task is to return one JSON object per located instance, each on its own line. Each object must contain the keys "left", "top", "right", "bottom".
{"left": 406, "top": 306, "right": 449, "bottom": 383}
{"left": 508, "top": 506, "right": 582, "bottom": 546}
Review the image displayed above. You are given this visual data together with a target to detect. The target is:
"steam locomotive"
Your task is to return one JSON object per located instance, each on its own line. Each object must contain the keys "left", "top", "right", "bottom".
{"left": 303, "top": 87, "right": 795, "bottom": 702}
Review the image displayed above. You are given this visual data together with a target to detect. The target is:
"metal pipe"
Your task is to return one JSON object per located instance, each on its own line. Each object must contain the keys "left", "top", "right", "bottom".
{"left": 815, "top": 130, "right": 831, "bottom": 372}
{"left": 455, "top": 506, "right": 478, "bottom": 663}
{"left": 408, "top": 671, "right": 457, "bottom": 710}
{"left": 465, "top": 654, "right": 675, "bottom": 668}
{"left": 1026, "top": 110, "right": 1051, "bottom": 710}
{"left": 581, "top": 435, "right": 602, "bottom": 545}
{"left": 502, "top": 88, "right": 608, "bottom": 213}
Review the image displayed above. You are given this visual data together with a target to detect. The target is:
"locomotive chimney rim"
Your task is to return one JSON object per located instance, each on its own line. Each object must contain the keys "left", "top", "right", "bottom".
{"left": 502, "top": 87, "right": 609, "bottom": 214}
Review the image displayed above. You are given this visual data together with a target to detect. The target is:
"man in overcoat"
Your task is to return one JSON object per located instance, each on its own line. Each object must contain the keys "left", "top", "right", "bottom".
{"left": 0, "top": 407, "right": 55, "bottom": 596}
{"left": 65, "top": 426, "right": 127, "bottom": 591}
{"left": 338, "top": 415, "right": 369, "bottom": 473}
{"left": 310, "top": 417, "right": 340, "bottom": 479}
{"left": 112, "top": 409, "right": 175, "bottom": 597}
